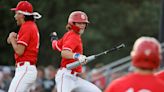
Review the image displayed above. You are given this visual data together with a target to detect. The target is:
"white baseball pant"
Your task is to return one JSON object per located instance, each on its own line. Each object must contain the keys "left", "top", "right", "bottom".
{"left": 55, "top": 68, "right": 102, "bottom": 92}
{"left": 8, "top": 62, "right": 37, "bottom": 92}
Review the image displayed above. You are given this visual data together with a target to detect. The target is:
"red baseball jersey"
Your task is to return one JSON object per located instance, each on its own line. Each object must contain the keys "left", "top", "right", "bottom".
{"left": 156, "top": 70, "right": 164, "bottom": 81}
{"left": 105, "top": 73, "right": 164, "bottom": 92}
{"left": 52, "top": 30, "right": 83, "bottom": 72}
{"left": 15, "top": 21, "right": 39, "bottom": 64}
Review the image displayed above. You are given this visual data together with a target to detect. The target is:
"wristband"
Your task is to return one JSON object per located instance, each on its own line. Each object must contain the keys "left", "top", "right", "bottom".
{"left": 73, "top": 53, "right": 80, "bottom": 60}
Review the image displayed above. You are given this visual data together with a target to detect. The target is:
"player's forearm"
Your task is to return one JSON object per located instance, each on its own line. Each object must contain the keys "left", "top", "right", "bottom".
{"left": 61, "top": 50, "right": 74, "bottom": 59}
{"left": 52, "top": 40, "right": 61, "bottom": 51}
{"left": 10, "top": 38, "right": 24, "bottom": 56}
{"left": 10, "top": 37, "right": 18, "bottom": 50}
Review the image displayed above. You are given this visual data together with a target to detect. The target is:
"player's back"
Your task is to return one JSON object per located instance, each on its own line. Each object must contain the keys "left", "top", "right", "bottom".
{"left": 105, "top": 73, "right": 164, "bottom": 92}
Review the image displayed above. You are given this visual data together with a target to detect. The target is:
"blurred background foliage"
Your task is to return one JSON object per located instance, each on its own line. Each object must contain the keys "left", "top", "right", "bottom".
{"left": 0, "top": 0, "right": 160, "bottom": 68}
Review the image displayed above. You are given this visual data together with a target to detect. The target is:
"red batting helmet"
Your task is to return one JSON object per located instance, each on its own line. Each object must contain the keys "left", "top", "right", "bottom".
{"left": 68, "top": 11, "right": 89, "bottom": 25}
{"left": 131, "top": 37, "right": 162, "bottom": 69}
{"left": 11, "top": 1, "right": 33, "bottom": 13}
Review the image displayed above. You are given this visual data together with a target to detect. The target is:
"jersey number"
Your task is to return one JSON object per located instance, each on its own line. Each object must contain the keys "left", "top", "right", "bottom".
{"left": 126, "top": 88, "right": 151, "bottom": 92}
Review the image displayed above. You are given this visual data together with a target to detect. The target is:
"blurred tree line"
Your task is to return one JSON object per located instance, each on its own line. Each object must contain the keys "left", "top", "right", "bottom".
{"left": 0, "top": 0, "right": 160, "bottom": 68}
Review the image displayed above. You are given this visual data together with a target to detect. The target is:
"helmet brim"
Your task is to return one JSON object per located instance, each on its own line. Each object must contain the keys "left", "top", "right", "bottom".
{"left": 10, "top": 8, "right": 18, "bottom": 11}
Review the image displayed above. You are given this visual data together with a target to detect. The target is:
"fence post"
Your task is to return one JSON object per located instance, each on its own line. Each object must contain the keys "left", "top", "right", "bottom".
{"left": 159, "top": 0, "right": 164, "bottom": 67}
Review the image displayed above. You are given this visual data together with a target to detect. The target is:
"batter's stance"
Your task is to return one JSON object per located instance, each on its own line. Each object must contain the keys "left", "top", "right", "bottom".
{"left": 7, "top": 1, "right": 41, "bottom": 92}
{"left": 50, "top": 11, "right": 102, "bottom": 92}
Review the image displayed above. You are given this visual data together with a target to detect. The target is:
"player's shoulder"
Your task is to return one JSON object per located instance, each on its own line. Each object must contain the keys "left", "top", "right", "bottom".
{"left": 105, "top": 74, "right": 129, "bottom": 92}
{"left": 66, "top": 30, "right": 79, "bottom": 36}
{"left": 110, "top": 73, "right": 138, "bottom": 87}
{"left": 21, "top": 21, "right": 38, "bottom": 32}
{"left": 155, "top": 70, "right": 164, "bottom": 81}
{"left": 110, "top": 73, "right": 130, "bottom": 86}
{"left": 154, "top": 78, "right": 164, "bottom": 91}
{"left": 63, "top": 30, "right": 80, "bottom": 40}
{"left": 156, "top": 70, "right": 164, "bottom": 77}
{"left": 22, "top": 21, "right": 36, "bottom": 29}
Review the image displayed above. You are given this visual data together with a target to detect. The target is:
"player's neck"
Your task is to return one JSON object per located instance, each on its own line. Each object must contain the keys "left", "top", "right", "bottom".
{"left": 20, "top": 20, "right": 25, "bottom": 25}
{"left": 134, "top": 68, "right": 155, "bottom": 75}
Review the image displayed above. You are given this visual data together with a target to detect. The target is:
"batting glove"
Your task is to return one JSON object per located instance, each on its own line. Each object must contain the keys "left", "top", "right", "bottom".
{"left": 73, "top": 53, "right": 87, "bottom": 65}
{"left": 50, "top": 32, "right": 58, "bottom": 42}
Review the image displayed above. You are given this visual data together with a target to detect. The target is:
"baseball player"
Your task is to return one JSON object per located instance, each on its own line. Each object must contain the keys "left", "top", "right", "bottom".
{"left": 156, "top": 70, "right": 164, "bottom": 81}
{"left": 50, "top": 11, "right": 102, "bottom": 92}
{"left": 7, "top": 1, "right": 41, "bottom": 92}
{"left": 105, "top": 37, "right": 164, "bottom": 92}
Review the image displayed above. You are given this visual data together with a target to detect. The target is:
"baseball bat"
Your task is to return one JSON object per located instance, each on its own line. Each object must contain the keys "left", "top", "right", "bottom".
{"left": 66, "top": 43, "right": 125, "bottom": 70}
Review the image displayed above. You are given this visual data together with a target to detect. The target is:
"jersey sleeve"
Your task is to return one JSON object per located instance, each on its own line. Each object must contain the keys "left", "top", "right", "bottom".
{"left": 62, "top": 35, "right": 79, "bottom": 52}
{"left": 104, "top": 80, "right": 118, "bottom": 92}
{"left": 17, "top": 26, "right": 31, "bottom": 46}
{"left": 52, "top": 39, "right": 62, "bottom": 51}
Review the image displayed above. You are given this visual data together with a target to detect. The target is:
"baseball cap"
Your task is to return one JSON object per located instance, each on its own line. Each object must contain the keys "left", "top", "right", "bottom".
{"left": 11, "top": 1, "right": 41, "bottom": 19}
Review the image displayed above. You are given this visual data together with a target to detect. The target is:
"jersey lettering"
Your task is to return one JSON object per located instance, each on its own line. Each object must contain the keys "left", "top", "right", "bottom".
{"left": 126, "top": 88, "right": 151, "bottom": 92}
{"left": 126, "top": 88, "right": 134, "bottom": 92}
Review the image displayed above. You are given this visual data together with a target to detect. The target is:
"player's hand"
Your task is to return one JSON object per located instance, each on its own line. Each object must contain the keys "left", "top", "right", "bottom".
{"left": 73, "top": 53, "right": 87, "bottom": 65}
{"left": 7, "top": 32, "right": 17, "bottom": 44}
{"left": 7, "top": 37, "right": 11, "bottom": 44}
{"left": 9, "top": 32, "right": 17, "bottom": 38}
{"left": 50, "top": 32, "right": 58, "bottom": 42}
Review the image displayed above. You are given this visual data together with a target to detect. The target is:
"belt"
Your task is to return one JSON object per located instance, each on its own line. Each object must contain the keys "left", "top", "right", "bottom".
{"left": 59, "top": 67, "right": 80, "bottom": 76}
{"left": 16, "top": 61, "right": 35, "bottom": 67}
